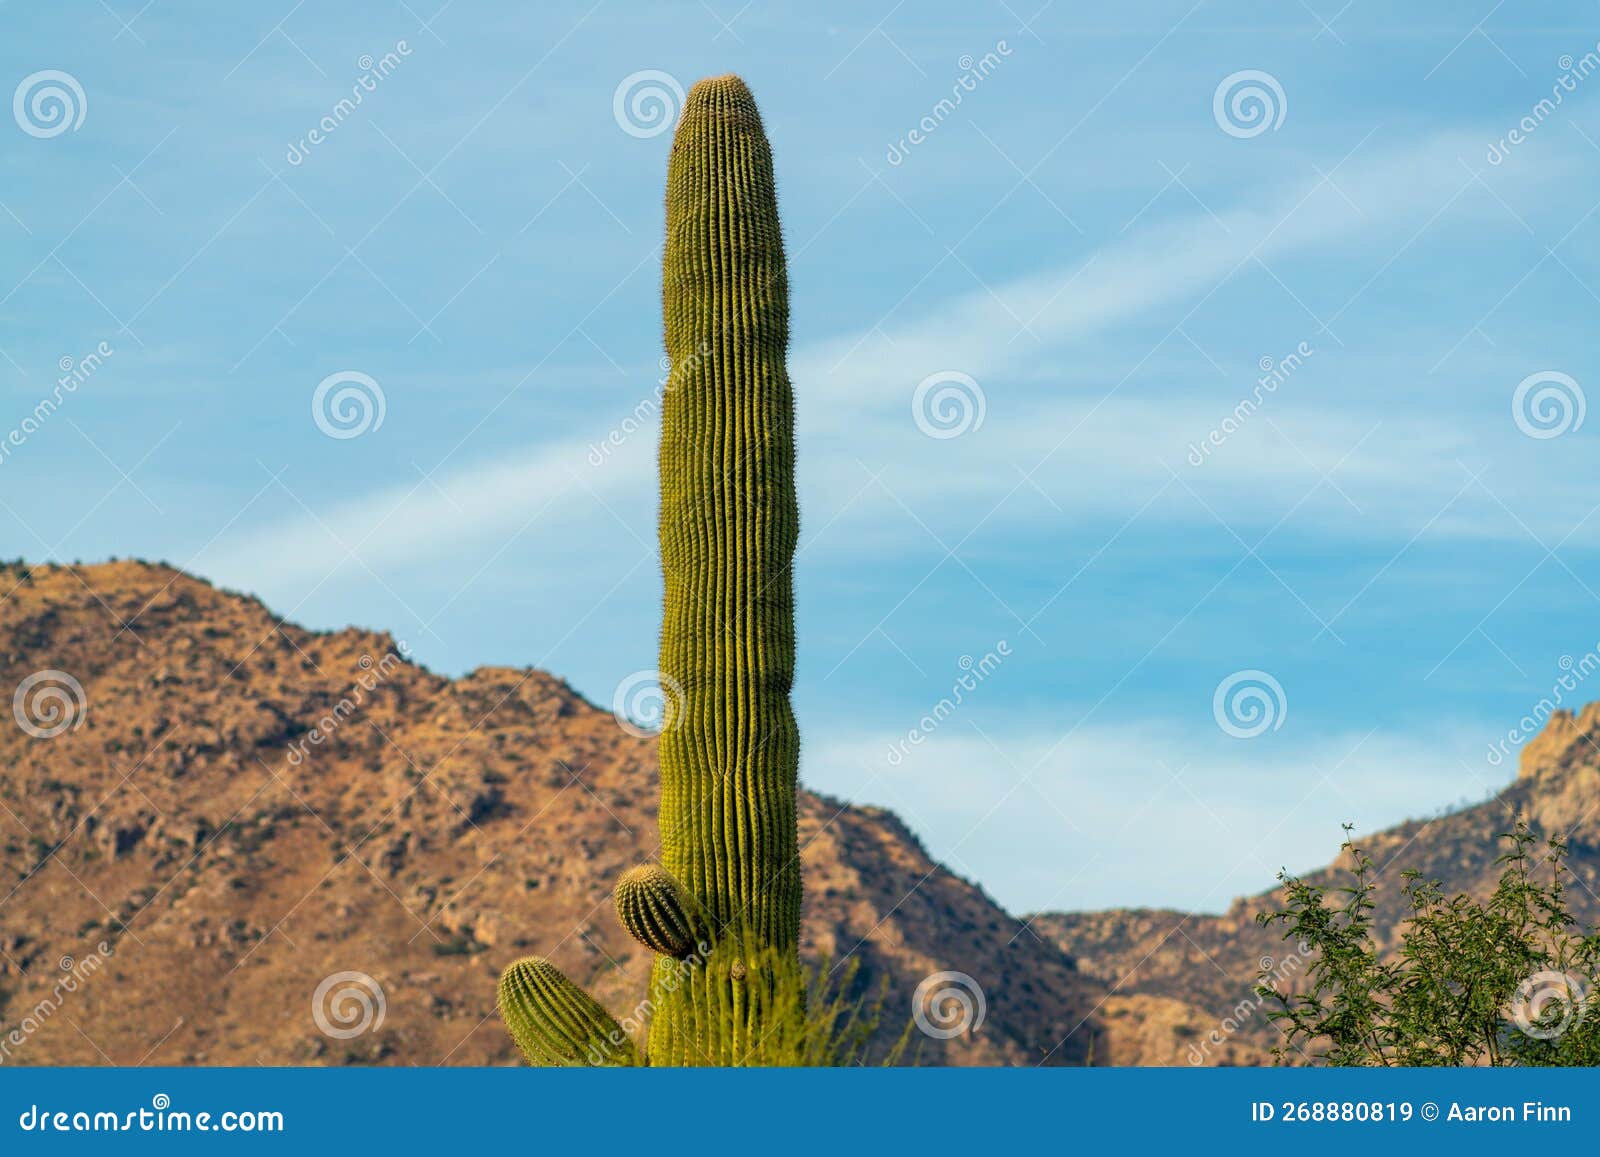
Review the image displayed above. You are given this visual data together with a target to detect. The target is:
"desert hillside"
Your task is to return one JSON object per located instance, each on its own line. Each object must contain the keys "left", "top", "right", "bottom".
{"left": 7, "top": 560, "right": 1589, "bottom": 1067}
{"left": 1032, "top": 710, "right": 1600, "bottom": 1064}
{"left": 0, "top": 560, "right": 1118, "bottom": 1066}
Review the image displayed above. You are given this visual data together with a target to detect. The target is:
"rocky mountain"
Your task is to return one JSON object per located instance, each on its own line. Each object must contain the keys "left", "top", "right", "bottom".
{"left": 0, "top": 560, "right": 1106, "bottom": 1067}
{"left": 1030, "top": 709, "right": 1600, "bottom": 1065}
{"left": 4, "top": 560, "right": 1592, "bottom": 1068}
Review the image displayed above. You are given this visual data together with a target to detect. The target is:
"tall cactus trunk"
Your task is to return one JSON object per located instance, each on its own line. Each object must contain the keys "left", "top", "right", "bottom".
{"left": 496, "top": 73, "right": 804, "bottom": 1069}
{"left": 649, "top": 73, "right": 803, "bottom": 1065}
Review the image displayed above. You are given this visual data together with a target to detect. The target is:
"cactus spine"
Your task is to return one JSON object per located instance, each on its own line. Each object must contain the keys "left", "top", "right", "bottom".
{"left": 497, "top": 73, "right": 801, "bottom": 1066}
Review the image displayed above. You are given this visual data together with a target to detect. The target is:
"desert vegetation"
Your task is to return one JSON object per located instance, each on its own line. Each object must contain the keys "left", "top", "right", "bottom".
{"left": 1258, "top": 822, "right": 1600, "bottom": 1065}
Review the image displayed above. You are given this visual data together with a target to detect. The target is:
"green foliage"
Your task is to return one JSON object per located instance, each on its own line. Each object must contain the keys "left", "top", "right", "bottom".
{"left": 1257, "top": 821, "right": 1600, "bottom": 1065}
{"left": 732, "top": 951, "right": 912, "bottom": 1067}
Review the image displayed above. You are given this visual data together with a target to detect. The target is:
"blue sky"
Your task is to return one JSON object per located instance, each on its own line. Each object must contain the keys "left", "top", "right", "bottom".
{"left": 5, "top": 1, "right": 1600, "bottom": 916}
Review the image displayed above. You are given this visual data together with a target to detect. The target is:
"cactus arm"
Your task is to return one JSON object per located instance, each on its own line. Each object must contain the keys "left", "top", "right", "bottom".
{"left": 614, "top": 864, "right": 700, "bottom": 959}
{"left": 496, "top": 957, "right": 637, "bottom": 1066}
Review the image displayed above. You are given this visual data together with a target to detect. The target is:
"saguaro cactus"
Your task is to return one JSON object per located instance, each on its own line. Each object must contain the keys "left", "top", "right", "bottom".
{"left": 498, "top": 73, "right": 802, "bottom": 1066}
{"left": 648, "top": 71, "right": 802, "bottom": 1064}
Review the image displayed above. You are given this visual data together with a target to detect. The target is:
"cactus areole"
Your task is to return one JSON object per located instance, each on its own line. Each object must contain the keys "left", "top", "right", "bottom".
{"left": 497, "top": 74, "right": 804, "bottom": 1067}
{"left": 650, "top": 73, "right": 803, "bottom": 1065}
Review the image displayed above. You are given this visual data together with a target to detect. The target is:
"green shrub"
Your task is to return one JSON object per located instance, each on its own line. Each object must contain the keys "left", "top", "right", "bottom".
{"left": 1258, "top": 821, "right": 1600, "bottom": 1065}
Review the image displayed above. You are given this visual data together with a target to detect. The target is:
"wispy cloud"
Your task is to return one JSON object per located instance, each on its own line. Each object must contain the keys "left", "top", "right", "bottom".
{"left": 198, "top": 113, "right": 1587, "bottom": 601}
{"left": 194, "top": 433, "right": 651, "bottom": 590}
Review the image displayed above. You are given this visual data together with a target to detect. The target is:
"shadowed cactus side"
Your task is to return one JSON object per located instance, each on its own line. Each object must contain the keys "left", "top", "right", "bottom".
{"left": 497, "top": 73, "right": 812, "bottom": 1066}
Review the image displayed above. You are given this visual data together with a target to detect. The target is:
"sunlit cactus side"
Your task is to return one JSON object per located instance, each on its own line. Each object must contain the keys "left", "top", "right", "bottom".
{"left": 497, "top": 957, "right": 637, "bottom": 1067}
{"left": 614, "top": 863, "right": 700, "bottom": 959}
{"left": 650, "top": 72, "right": 804, "bottom": 1066}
